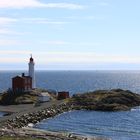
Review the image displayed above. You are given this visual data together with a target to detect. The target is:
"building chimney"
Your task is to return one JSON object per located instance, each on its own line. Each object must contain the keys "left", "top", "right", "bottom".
{"left": 22, "top": 73, "right": 25, "bottom": 77}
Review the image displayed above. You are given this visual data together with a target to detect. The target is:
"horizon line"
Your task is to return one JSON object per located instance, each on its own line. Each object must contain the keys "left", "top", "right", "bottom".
{"left": 0, "top": 69, "right": 140, "bottom": 71}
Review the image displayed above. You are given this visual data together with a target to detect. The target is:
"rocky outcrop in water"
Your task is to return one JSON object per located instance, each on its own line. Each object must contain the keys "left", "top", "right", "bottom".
{"left": 70, "top": 89, "right": 140, "bottom": 111}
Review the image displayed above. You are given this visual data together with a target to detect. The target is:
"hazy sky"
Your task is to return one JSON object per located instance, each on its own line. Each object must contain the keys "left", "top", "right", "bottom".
{"left": 0, "top": 0, "right": 140, "bottom": 70}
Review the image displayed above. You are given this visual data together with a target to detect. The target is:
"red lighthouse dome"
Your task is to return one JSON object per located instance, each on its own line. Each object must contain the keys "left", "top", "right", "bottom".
{"left": 30, "top": 55, "right": 34, "bottom": 62}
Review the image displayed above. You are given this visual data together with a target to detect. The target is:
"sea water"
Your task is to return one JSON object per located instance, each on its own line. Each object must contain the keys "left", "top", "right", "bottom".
{"left": 1, "top": 70, "right": 140, "bottom": 94}
{"left": 1, "top": 70, "right": 140, "bottom": 139}
{"left": 34, "top": 109, "right": 140, "bottom": 140}
{"left": 0, "top": 112, "right": 6, "bottom": 117}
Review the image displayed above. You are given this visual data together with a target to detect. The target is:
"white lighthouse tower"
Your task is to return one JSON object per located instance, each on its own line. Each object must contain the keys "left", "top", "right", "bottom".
{"left": 29, "top": 55, "right": 36, "bottom": 89}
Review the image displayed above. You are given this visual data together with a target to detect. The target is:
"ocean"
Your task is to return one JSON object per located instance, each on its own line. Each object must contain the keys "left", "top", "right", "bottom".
{"left": 1, "top": 70, "right": 140, "bottom": 140}
{"left": 0, "top": 112, "right": 6, "bottom": 117}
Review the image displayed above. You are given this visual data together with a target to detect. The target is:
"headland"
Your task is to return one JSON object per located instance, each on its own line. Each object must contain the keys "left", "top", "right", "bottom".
{"left": 0, "top": 88, "right": 140, "bottom": 139}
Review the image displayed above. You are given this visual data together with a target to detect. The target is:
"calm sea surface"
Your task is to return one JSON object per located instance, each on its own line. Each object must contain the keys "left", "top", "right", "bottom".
{"left": 1, "top": 70, "right": 140, "bottom": 140}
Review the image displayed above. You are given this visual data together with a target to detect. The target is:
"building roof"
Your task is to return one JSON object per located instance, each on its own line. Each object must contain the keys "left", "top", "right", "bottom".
{"left": 12, "top": 75, "right": 31, "bottom": 80}
{"left": 23, "top": 76, "right": 32, "bottom": 78}
{"left": 12, "top": 76, "right": 24, "bottom": 79}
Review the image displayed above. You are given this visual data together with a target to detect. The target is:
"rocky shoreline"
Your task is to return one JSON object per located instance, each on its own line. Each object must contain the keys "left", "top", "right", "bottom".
{"left": 0, "top": 127, "right": 110, "bottom": 140}
{"left": 3, "top": 103, "right": 73, "bottom": 129}
{"left": 1, "top": 89, "right": 140, "bottom": 139}
{"left": 0, "top": 102, "right": 109, "bottom": 140}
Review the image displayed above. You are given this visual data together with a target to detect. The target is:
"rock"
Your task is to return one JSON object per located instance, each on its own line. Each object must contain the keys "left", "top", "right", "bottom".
{"left": 3, "top": 103, "right": 71, "bottom": 129}
{"left": 28, "top": 123, "right": 34, "bottom": 127}
{"left": 71, "top": 89, "right": 140, "bottom": 111}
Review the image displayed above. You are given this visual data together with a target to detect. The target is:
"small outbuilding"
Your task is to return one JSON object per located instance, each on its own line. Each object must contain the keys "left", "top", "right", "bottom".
{"left": 57, "top": 91, "right": 70, "bottom": 100}
{"left": 38, "top": 92, "right": 51, "bottom": 102}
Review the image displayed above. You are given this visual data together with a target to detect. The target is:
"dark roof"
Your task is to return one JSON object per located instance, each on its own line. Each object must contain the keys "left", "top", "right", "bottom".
{"left": 30, "top": 57, "right": 34, "bottom": 62}
{"left": 12, "top": 76, "right": 24, "bottom": 79}
{"left": 12, "top": 75, "right": 31, "bottom": 79}
{"left": 23, "top": 76, "right": 32, "bottom": 78}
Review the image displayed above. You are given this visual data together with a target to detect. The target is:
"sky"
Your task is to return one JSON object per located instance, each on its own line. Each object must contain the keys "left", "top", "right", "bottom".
{"left": 0, "top": 0, "right": 140, "bottom": 70}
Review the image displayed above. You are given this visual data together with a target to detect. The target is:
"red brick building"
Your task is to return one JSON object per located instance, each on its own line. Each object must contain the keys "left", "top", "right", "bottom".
{"left": 12, "top": 73, "right": 32, "bottom": 91}
{"left": 57, "top": 91, "right": 70, "bottom": 100}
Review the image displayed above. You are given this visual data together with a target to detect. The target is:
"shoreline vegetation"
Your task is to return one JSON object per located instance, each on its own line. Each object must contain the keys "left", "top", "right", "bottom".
{"left": 70, "top": 89, "right": 140, "bottom": 111}
{"left": 0, "top": 88, "right": 140, "bottom": 140}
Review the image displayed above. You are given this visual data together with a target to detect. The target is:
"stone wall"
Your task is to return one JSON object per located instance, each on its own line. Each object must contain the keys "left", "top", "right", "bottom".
{"left": 4, "top": 103, "right": 74, "bottom": 129}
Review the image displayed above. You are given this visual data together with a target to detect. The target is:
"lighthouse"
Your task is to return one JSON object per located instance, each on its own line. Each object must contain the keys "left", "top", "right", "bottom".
{"left": 29, "top": 55, "right": 36, "bottom": 89}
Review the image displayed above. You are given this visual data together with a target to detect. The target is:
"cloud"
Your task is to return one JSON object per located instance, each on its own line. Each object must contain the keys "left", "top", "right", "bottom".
{"left": 43, "top": 41, "right": 69, "bottom": 46}
{"left": 0, "top": 58, "right": 25, "bottom": 63}
{"left": 0, "top": 0, "right": 84, "bottom": 9}
{"left": 0, "top": 39, "right": 21, "bottom": 46}
{"left": 1, "top": 51, "right": 140, "bottom": 67}
{"left": 0, "top": 50, "right": 31, "bottom": 63}
{"left": 0, "top": 17, "right": 17, "bottom": 35}
{"left": 0, "top": 17, "right": 69, "bottom": 29}
{"left": 40, "top": 52, "right": 140, "bottom": 63}
{"left": 0, "top": 28, "right": 26, "bottom": 35}
{"left": 0, "top": 29, "right": 14, "bottom": 34}
{"left": 64, "top": 15, "right": 105, "bottom": 20}
{"left": 43, "top": 3, "right": 84, "bottom": 9}
{"left": 22, "top": 52, "right": 140, "bottom": 64}
{"left": 0, "top": 17, "right": 19, "bottom": 35}
{"left": 0, "top": 17, "right": 17, "bottom": 25}
{"left": 0, "top": 50, "right": 31, "bottom": 55}
{"left": 40, "top": 40, "right": 101, "bottom": 47}
{"left": 22, "top": 18, "right": 70, "bottom": 25}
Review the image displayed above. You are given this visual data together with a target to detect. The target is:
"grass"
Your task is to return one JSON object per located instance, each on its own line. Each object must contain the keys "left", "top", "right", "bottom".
{"left": 0, "top": 89, "right": 55, "bottom": 105}
{"left": 0, "top": 91, "right": 38, "bottom": 105}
